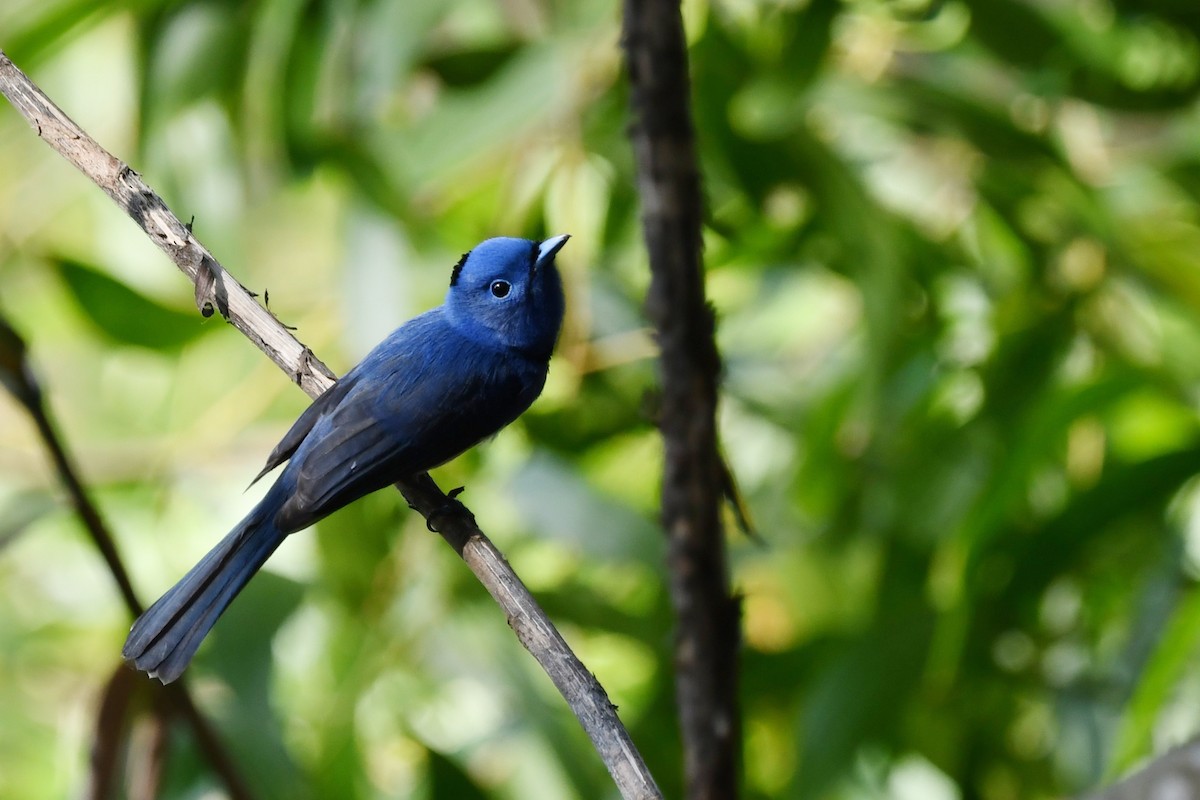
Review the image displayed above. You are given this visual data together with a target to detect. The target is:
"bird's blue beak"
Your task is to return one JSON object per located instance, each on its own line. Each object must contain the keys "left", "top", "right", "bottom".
{"left": 535, "top": 234, "right": 570, "bottom": 272}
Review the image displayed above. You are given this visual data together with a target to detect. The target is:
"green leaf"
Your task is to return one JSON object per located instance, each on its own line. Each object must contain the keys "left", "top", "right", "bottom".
{"left": 53, "top": 257, "right": 208, "bottom": 351}
{"left": 427, "top": 749, "right": 489, "bottom": 800}
{"left": 1108, "top": 585, "right": 1200, "bottom": 778}
{"left": 423, "top": 44, "right": 522, "bottom": 88}
{"left": 204, "top": 571, "right": 308, "bottom": 798}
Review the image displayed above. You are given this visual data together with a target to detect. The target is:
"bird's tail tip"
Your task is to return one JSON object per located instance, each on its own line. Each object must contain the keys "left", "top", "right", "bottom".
{"left": 121, "top": 514, "right": 284, "bottom": 684}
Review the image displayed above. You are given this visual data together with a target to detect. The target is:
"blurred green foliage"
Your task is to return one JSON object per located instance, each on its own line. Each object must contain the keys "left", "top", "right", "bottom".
{"left": 3, "top": 0, "right": 1200, "bottom": 798}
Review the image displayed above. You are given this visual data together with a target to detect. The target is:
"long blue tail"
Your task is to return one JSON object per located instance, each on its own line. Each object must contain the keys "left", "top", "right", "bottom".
{"left": 123, "top": 502, "right": 287, "bottom": 684}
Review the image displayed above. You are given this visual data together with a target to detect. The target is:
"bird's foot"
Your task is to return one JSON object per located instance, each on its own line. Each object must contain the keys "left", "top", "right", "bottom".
{"left": 423, "top": 486, "right": 470, "bottom": 533}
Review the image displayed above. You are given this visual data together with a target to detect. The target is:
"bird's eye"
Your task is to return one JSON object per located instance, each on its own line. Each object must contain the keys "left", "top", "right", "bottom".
{"left": 490, "top": 280, "right": 511, "bottom": 298}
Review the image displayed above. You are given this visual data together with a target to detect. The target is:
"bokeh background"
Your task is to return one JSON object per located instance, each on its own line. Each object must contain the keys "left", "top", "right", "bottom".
{"left": 4, "top": 0, "right": 1200, "bottom": 798}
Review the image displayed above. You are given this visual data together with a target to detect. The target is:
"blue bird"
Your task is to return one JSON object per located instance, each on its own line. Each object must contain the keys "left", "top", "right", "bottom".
{"left": 123, "top": 235, "right": 569, "bottom": 683}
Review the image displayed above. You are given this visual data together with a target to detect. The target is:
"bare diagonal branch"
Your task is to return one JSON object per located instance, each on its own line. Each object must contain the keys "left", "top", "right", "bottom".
{"left": 0, "top": 49, "right": 661, "bottom": 800}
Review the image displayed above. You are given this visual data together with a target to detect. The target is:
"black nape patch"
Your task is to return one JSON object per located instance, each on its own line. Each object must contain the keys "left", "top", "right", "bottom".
{"left": 450, "top": 251, "right": 470, "bottom": 286}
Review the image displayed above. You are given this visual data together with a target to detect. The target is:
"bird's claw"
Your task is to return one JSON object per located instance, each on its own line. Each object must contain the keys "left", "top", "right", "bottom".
{"left": 425, "top": 486, "right": 468, "bottom": 532}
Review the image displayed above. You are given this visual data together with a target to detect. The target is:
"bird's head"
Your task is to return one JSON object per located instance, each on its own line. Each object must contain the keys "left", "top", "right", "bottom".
{"left": 445, "top": 235, "right": 568, "bottom": 360}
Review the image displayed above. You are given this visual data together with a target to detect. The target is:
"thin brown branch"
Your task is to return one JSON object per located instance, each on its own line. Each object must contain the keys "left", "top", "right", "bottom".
{"left": 26, "top": 388, "right": 144, "bottom": 615}
{"left": 87, "top": 664, "right": 139, "bottom": 800}
{"left": 165, "top": 684, "right": 253, "bottom": 799}
{"left": 0, "top": 50, "right": 661, "bottom": 800}
{"left": 130, "top": 705, "right": 171, "bottom": 800}
{"left": 622, "top": 0, "right": 742, "bottom": 797}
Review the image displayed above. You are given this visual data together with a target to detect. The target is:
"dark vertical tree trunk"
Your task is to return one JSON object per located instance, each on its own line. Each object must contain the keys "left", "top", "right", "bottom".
{"left": 622, "top": 2, "right": 741, "bottom": 798}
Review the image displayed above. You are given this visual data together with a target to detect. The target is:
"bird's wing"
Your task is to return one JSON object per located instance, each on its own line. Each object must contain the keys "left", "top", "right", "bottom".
{"left": 273, "top": 355, "right": 500, "bottom": 533}
{"left": 248, "top": 372, "right": 362, "bottom": 486}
